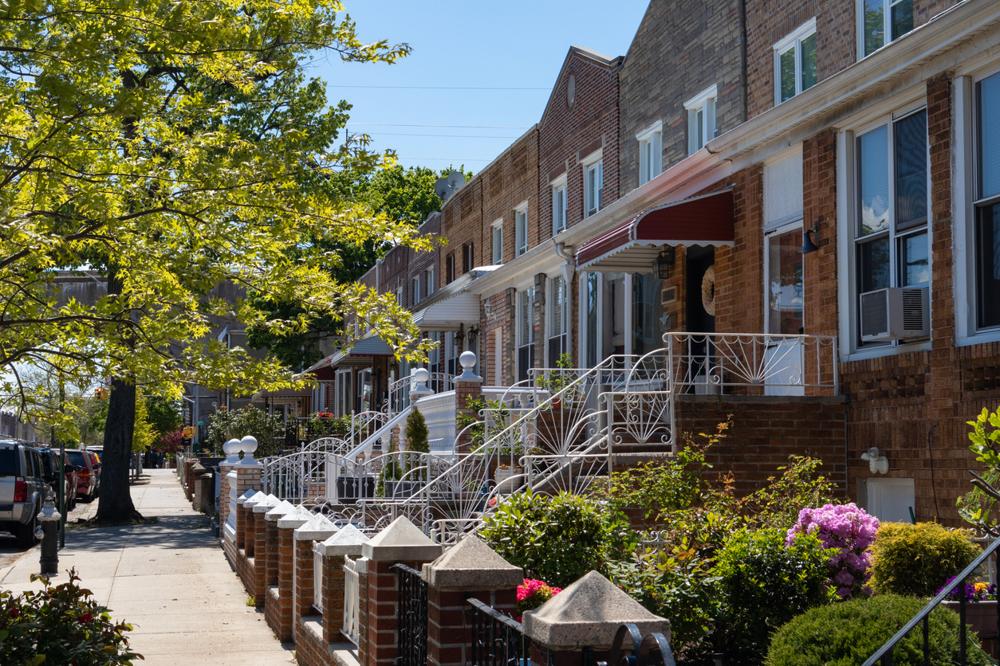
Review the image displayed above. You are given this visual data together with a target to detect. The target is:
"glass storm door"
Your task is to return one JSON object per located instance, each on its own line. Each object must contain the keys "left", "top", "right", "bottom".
{"left": 764, "top": 224, "right": 805, "bottom": 396}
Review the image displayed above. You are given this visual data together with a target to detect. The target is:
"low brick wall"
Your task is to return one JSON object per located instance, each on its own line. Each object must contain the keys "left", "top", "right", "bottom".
{"left": 674, "top": 394, "right": 848, "bottom": 496}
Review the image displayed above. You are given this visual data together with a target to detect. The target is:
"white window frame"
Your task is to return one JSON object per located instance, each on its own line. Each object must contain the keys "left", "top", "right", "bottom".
{"left": 516, "top": 286, "right": 535, "bottom": 380}
{"left": 582, "top": 149, "right": 603, "bottom": 217}
{"left": 545, "top": 274, "right": 568, "bottom": 366}
{"left": 636, "top": 121, "right": 663, "bottom": 186}
{"left": 425, "top": 266, "right": 435, "bottom": 297}
{"left": 514, "top": 203, "right": 529, "bottom": 256}
{"left": 836, "top": 102, "right": 932, "bottom": 360}
{"left": 491, "top": 219, "right": 504, "bottom": 264}
{"left": 956, "top": 71, "right": 1000, "bottom": 345}
{"left": 773, "top": 19, "right": 817, "bottom": 105}
{"left": 551, "top": 175, "right": 568, "bottom": 235}
{"left": 857, "top": 0, "right": 914, "bottom": 59}
{"left": 411, "top": 276, "right": 420, "bottom": 305}
{"left": 685, "top": 85, "right": 718, "bottom": 155}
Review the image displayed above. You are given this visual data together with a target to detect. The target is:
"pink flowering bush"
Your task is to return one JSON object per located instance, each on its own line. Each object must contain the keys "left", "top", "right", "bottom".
{"left": 786, "top": 503, "right": 879, "bottom": 599}
{"left": 515, "top": 578, "right": 561, "bottom": 619}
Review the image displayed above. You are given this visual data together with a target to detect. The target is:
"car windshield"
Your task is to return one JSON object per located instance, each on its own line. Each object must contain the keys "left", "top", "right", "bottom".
{"left": 66, "top": 450, "right": 86, "bottom": 466}
{"left": 0, "top": 448, "right": 17, "bottom": 476}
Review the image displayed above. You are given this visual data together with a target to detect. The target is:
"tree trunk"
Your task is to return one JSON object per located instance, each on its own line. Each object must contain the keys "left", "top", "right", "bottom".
{"left": 96, "top": 378, "right": 141, "bottom": 522}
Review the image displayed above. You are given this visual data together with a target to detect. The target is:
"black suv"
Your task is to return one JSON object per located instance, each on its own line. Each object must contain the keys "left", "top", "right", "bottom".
{"left": 0, "top": 441, "right": 49, "bottom": 546}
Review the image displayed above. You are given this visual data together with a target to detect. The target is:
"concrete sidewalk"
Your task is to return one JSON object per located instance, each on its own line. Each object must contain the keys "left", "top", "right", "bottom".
{"left": 0, "top": 469, "right": 295, "bottom": 665}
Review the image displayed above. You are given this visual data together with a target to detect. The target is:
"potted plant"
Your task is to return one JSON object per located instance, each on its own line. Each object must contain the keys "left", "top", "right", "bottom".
{"left": 941, "top": 578, "right": 998, "bottom": 657}
{"left": 494, "top": 440, "right": 526, "bottom": 493}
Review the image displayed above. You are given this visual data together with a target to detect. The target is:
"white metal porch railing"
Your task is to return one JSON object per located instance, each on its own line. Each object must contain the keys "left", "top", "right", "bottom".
{"left": 388, "top": 371, "right": 451, "bottom": 415}
{"left": 343, "top": 555, "right": 360, "bottom": 645}
{"left": 313, "top": 544, "right": 324, "bottom": 614}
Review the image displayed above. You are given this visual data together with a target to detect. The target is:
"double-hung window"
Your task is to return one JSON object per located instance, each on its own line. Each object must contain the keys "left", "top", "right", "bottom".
{"left": 774, "top": 20, "right": 817, "bottom": 105}
{"left": 637, "top": 122, "right": 663, "bottom": 185}
{"left": 858, "top": 0, "right": 914, "bottom": 58}
{"left": 425, "top": 266, "right": 435, "bottom": 297}
{"left": 411, "top": 276, "right": 420, "bottom": 305}
{"left": 445, "top": 253, "right": 455, "bottom": 284}
{"left": 516, "top": 287, "right": 535, "bottom": 381}
{"left": 547, "top": 275, "right": 567, "bottom": 364}
{"left": 974, "top": 72, "right": 1000, "bottom": 330}
{"left": 583, "top": 152, "right": 603, "bottom": 217}
{"left": 852, "top": 108, "right": 929, "bottom": 346}
{"left": 685, "top": 85, "right": 718, "bottom": 154}
{"left": 515, "top": 204, "right": 529, "bottom": 256}
{"left": 491, "top": 220, "right": 504, "bottom": 264}
{"left": 551, "top": 177, "right": 568, "bottom": 235}
{"left": 462, "top": 242, "right": 474, "bottom": 273}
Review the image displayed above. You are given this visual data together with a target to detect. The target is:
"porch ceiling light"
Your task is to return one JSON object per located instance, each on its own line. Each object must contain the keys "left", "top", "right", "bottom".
{"left": 655, "top": 247, "right": 676, "bottom": 279}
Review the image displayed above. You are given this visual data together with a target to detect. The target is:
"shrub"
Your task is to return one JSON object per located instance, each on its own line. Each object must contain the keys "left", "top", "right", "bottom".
{"left": 481, "top": 491, "right": 630, "bottom": 588}
{"left": 957, "top": 406, "right": 1000, "bottom": 533}
{"left": 870, "top": 522, "right": 981, "bottom": 597}
{"left": 607, "top": 545, "right": 721, "bottom": 662}
{"left": 713, "top": 528, "right": 833, "bottom": 665}
{"left": 0, "top": 570, "right": 141, "bottom": 664}
{"left": 405, "top": 407, "right": 429, "bottom": 454}
{"left": 737, "top": 456, "right": 837, "bottom": 530}
{"left": 787, "top": 503, "right": 879, "bottom": 599}
{"left": 766, "top": 594, "right": 991, "bottom": 666}
{"left": 515, "top": 578, "right": 561, "bottom": 618}
{"left": 204, "top": 406, "right": 285, "bottom": 457}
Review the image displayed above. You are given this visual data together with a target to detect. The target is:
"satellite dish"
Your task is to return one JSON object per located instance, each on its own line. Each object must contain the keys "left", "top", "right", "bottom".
{"left": 435, "top": 171, "right": 466, "bottom": 202}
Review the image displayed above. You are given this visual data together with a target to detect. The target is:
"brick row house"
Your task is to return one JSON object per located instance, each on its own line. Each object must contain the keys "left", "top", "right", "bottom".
{"left": 316, "top": 0, "right": 1000, "bottom": 525}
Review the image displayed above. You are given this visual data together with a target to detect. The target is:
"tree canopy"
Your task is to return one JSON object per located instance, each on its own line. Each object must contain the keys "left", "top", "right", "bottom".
{"left": 0, "top": 1, "right": 431, "bottom": 520}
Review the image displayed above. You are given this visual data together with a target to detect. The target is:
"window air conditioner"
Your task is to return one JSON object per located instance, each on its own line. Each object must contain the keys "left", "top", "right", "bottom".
{"left": 859, "top": 287, "right": 929, "bottom": 342}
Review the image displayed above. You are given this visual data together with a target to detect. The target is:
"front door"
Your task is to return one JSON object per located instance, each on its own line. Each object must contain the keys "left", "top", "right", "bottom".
{"left": 764, "top": 223, "right": 805, "bottom": 396}
{"left": 684, "top": 247, "right": 716, "bottom": 390}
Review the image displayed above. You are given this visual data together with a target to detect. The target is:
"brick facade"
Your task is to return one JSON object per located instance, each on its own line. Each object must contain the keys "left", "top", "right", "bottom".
{"left": 440, "top": 181, "right": 483, "bottom": 286}
{"left": 619, "top": 0, "right": 745, "bottom": 194}
{"left": 538, "top": 48, "right": 621, "bottom": 238}
{"left": 481, "top": 130, "right": 539, "bottom": 263}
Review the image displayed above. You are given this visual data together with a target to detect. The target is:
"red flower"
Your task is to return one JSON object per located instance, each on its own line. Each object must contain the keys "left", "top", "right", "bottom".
{"left": 80, "top": 612, "right": 93, "bottom": 623}
{"left": 8, "top": 607, "right": 19, "bottom": 619}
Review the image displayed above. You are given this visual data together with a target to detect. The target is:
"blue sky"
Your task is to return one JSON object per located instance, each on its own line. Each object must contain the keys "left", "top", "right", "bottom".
{"left": 308, "top": 1, "right": 649, "bottom": 174}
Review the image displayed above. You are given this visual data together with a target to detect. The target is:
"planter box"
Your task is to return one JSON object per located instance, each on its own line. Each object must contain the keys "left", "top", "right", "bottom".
{"left": 943, "top": 600, "right": 999, "bottom": 658}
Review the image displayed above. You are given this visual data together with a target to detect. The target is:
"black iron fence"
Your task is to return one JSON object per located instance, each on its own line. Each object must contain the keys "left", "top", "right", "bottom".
{"left": 864, "top": 534, "right": 1000, "bottom": 665}
{"left": 465, "top": 597, "right": 675, "bottom": 666}
{"left": 393, "top": 563, "right": 427, "bottom": 666}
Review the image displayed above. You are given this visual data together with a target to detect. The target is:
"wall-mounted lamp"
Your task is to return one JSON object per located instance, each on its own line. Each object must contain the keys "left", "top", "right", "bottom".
{"left": 801, "top": 222, "right": 821, "bottom": 254}
{"left": 655, "top": 246, "right": 676, "bottom": 279}
{"left": 861, "top": 446, "right": 889, "bottom": 475}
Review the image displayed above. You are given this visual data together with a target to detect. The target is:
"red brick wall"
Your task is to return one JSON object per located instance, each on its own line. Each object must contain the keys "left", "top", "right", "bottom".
{"left": 479, "top": 289, "right": 515, "bottom": 386}
{"left": 538, "top": 48, "right": 621, "bottom": 241}
{"left": 712, "top": 166, "right": 765, "bottom": 335}
{"left": 439, "top": 181, "right": 483, "bottom": 285}
{"left": 674, "top": 395, "right": 848, "bottom": 496}
{"left": 481, "top": 130, "right": 539, "bottom": 264}
{"left": 745, "top": 0, "right": 962, "bottom": 119}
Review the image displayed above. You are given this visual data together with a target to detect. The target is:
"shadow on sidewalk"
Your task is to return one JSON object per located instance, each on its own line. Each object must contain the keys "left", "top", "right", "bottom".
{"left": 64, "top": 514, "right": 214, "bottom": 553}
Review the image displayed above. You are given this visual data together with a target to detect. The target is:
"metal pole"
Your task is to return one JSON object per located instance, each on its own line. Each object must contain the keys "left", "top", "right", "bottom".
{"left": 57, "top": 376, "right": 66, "bottom": 549}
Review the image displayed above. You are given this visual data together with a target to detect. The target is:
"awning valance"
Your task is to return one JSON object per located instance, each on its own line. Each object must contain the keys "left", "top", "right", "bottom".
{"left": 576, "top": 189, "right": 735, "bottom": 272}
{"left": 412, "top": 292, "right": 480, "bottom": 331}
{"left": 305, "top": 334, "right": 394, "bottom": 374}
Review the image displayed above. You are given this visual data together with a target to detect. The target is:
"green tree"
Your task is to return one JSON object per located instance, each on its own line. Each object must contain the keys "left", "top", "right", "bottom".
{"left": 132, "top": 389, "right": 157, "bottom": 453}
{"left": 145, "top": 397, "right": 182, "bottom": 442}
{"left": 0, "top": 2, "right": 429, "bottom": 522}
{"left": 405, "top": 408, "right": 430, "bottom": 454}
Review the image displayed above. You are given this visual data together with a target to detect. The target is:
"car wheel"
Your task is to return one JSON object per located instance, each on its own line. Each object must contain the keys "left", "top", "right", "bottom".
{"left": 15, "top": 510, "right": 37, "bottom": 548}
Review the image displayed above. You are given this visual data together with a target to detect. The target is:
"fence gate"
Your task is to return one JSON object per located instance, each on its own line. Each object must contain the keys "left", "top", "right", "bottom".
{"left": 393, "top": 563, "right": 427, "bottom": 666}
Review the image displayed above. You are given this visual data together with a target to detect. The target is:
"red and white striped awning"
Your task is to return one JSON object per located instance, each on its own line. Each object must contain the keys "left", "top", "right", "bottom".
{"left": 576, "top": 189, "right": 735, "bottom": 271}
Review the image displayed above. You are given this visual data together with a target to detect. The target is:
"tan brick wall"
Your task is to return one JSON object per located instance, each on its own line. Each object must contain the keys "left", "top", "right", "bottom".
{"left": 479, "top": 289, "right": 515, "bottom": 386}
{"left": 712, "top": 166, "right": 764, "bottom": 335}
{"left": 481, "top": 130, "right": 540, "bottom": 264}
{"left": 440, "top": 181, "right": 483, "bottom": 286}
{"left": 426, "top": 588, "right": 516, "bottom": 666}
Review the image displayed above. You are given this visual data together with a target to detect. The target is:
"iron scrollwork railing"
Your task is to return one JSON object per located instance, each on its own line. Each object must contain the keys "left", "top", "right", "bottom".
{"left": 598, "top": 623, "right": 677, "bottom": 666}
{"left": 467, "top": 597, "right": 526, "bottom": 665}
{"left": 394, "top": 562, "right": 428, "bottom": 666}
{"left": 863, "top": 534, "right": 1000, "bottom": 665}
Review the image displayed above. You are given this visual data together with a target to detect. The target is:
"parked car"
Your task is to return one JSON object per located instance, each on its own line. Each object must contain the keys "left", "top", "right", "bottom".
{"left": 0, "top": 441, "right": 49, "bottom": 546}
{"left": 67, "top": 449, "right": 100, "bottom": 502}
{"left": 37, "top": 448, "right": 78, "bottom": 511}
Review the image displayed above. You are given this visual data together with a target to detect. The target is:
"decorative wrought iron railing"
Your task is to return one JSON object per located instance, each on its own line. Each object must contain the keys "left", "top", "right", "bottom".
{"left": 349, "top": 410, "right": 389, "bottom": 445}
{"left": 394, "top": 562, "right": 428, "bottom": 666}
{"left": 667, "top": 333, "right": 838, "bottom": 395}
{"left": 863, "top": 535, "right": 1000, "bottom": 665}
{"left": 313, "top": 543, "right": 324, "bottom": 614}
{"left": 261, "top": 449, "right": 330, "bottom": 503}
{"left": 342, "top": 555, "right": 360, "bottom": 645}
{"left": 466, "top": 599, "right": 676, "bottom": 666}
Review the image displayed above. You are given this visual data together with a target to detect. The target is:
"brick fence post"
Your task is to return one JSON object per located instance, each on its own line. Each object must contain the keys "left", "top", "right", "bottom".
{"left": 216, "top": 438, "right": 242, "bottom": 533}
{"left": 453, "top": 352, "right": 483, "bottom": 453}
{"left": 266, "top": 506, "right": 312, "bottom": 642}
{"left": 360, "top": 516, "right": 443, "bottom": 666}
{"left": 251, "top": 494, "right": 280, "bottom": 608}
{"left": 423, "top": 535, "right": 522, "bottom": 666}
{"left": 293, "top": 514, "right": 338, "bottom": 642}
{"left": 523, "top": 571, "right": 670, "bottom": 665}
{"left": 263, "top": 499, "right": 296, "bottom": 608}
{"left": 318, "top": 525, "right": 370, "bottom": 645}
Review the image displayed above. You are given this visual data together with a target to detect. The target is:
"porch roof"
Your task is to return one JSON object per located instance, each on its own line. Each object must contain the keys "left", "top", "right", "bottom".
{"left": 575, "top": 189, "right": 734, "bottom": 272}
{"left": 304, "top": 334, "right": 394, "bottom": 374}
{"left": 412, "top": 292, "right": 480, "bottom": 331}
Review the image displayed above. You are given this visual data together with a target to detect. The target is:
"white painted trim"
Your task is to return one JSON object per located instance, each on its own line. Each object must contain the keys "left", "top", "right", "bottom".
{"left": 635, "top": 120, "right": 664, "bottom": 142}
{"left": 684, "top": 84, "right": 718, "bottom": 111}
{"left": 491, "top": 219, "right": 504, "bottom": 265}
{"left": 514, "top": 201, "right": 529, "bottom": 257}
{"left": 580, "top": 147, "right": 603, "bottom": 167}
{"left": 773, "top": 18, "right": 817, "bottom": 105}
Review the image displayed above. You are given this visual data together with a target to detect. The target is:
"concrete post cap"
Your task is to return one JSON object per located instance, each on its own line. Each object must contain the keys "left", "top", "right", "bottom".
{"left": 423, "top": 534, "right": 522, "bottom": 588}
{"left": 265, "top": 499, "right": 297, "bottom": 521}
{"left": 315, "top": 523, "right": 370, "bottom": 557}
{"left": 243, "top": 490, "right": 268, "bottom": 508}
{"left": 236, "top": 488, "right": 257, "bottom": 505}
{"left": 454, "top": 351, "right": 482, "bottom": 384}
{"left": 251, "top": 494, "right": 281, "bottom": 513}
{"left": 294, "top": 512, "right": 338, "bottom": 540}
{"left": 277, "top": 505, "right": 313, "bottom": 529}
{"left": 237, "top": 435, "right": 260, "bottom": 466}
{"left": 362, "top": 515, "right": 442, "bottom": 562}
